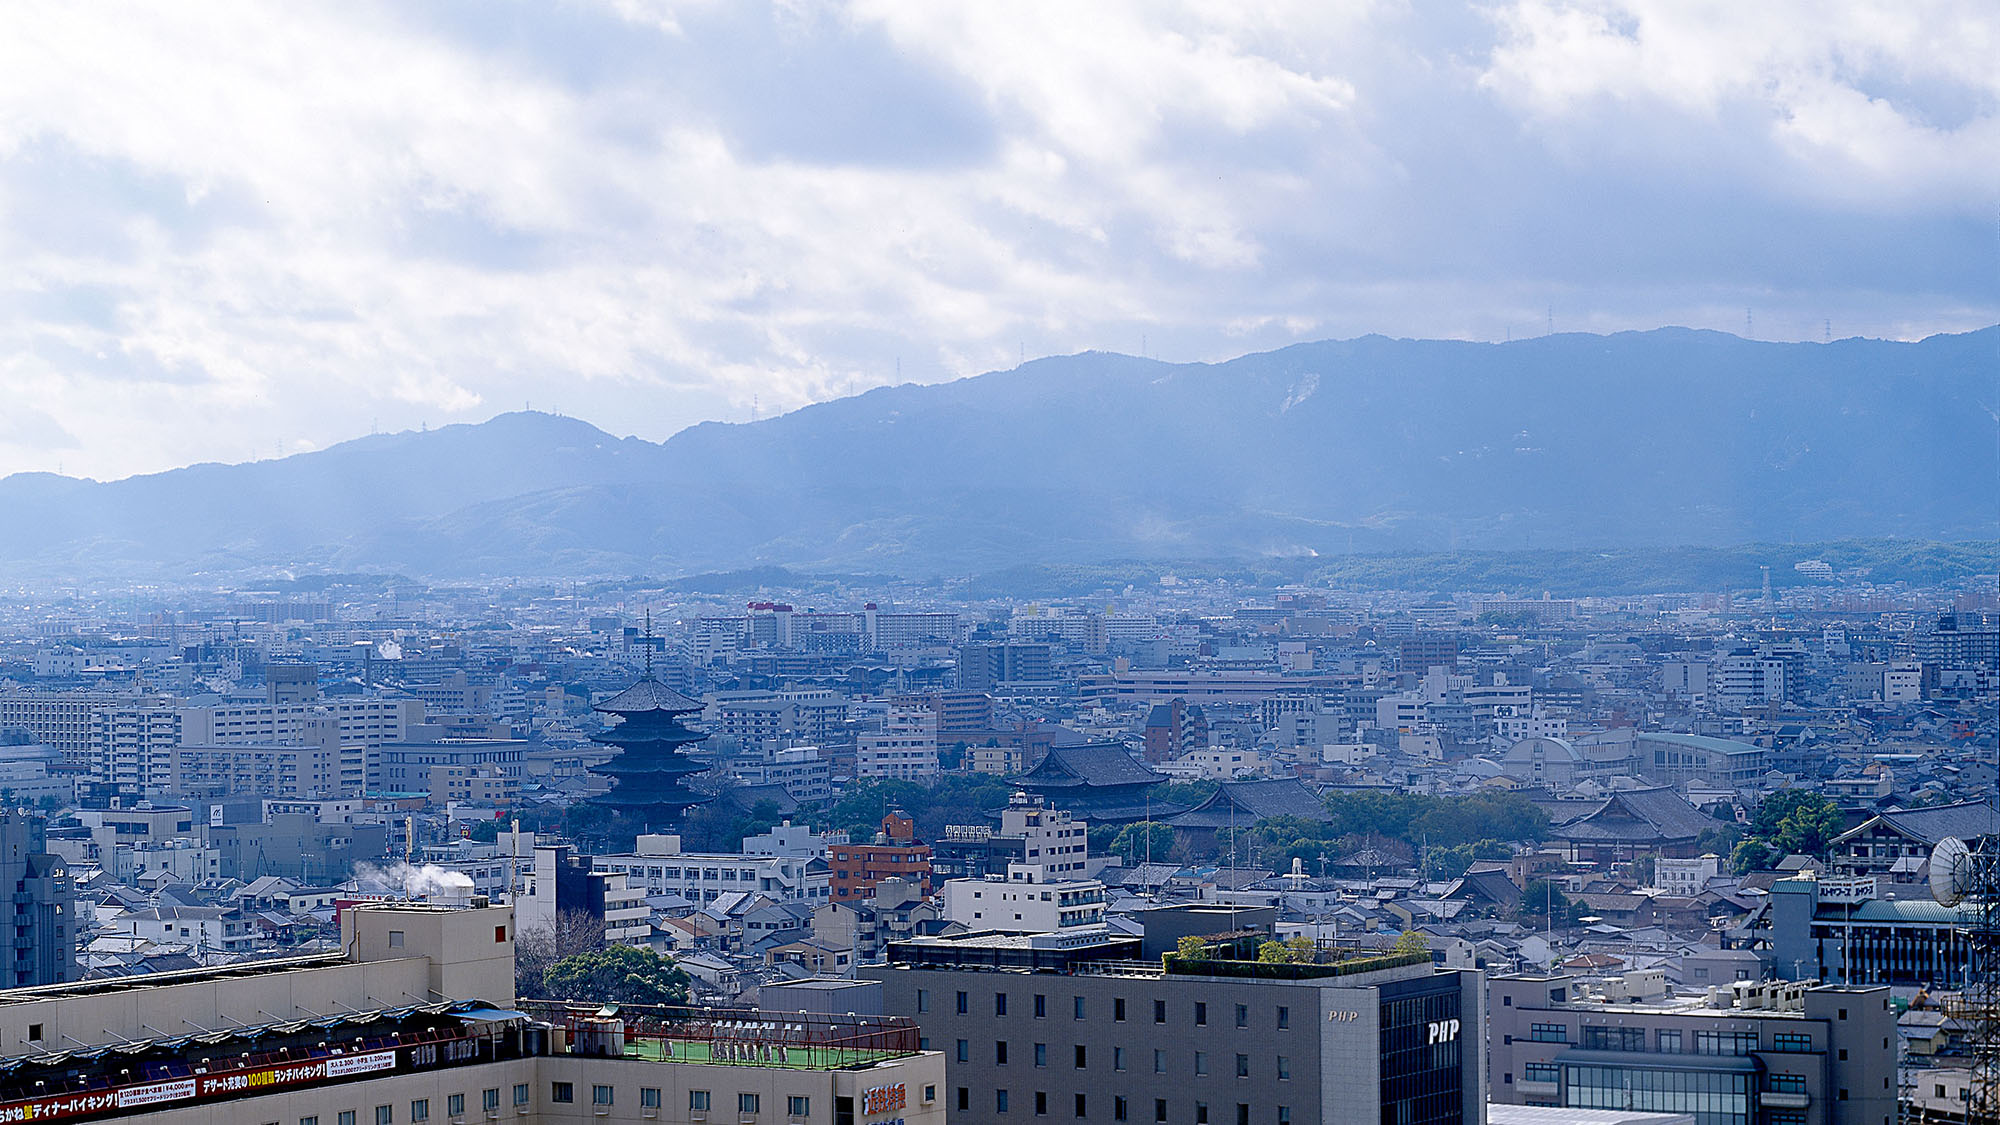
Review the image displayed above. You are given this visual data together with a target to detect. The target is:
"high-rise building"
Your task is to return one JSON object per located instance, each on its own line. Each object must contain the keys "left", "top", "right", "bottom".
{"left": 864, "top": 918, "right": 1485, "bottom": 1125}
{"left": 0, "top": 814, "right": 75, "bottom": 987}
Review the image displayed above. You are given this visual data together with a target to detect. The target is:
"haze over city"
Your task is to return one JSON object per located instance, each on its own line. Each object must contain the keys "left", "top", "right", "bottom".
{"left": 0, "top": 6, "right": 1993, "bottom": 1125}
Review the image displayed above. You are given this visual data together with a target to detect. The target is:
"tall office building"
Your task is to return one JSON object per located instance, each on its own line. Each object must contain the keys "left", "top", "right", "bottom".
{"left": 0, "top": 814, "right": 75, "bottom": 987}
{"left": 865, "top": 909, "right": 1485, "bottom": 1125}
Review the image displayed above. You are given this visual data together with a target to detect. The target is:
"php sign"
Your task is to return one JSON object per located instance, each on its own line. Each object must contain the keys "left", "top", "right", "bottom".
{"left": 1426, "top": 1019, "right": 1461, "bottom": 1045}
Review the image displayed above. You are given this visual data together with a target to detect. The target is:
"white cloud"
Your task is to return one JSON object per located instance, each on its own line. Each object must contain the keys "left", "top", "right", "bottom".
{"left": 0, "top": 0, "right": 1991, "bottom": 480}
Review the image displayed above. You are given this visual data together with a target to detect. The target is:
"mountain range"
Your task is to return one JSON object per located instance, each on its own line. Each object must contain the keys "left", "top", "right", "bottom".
{"left": 2, "top": 327, "right": 1994, "bottom": 580}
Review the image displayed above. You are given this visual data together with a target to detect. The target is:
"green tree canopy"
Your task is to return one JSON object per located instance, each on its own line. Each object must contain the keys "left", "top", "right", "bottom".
{"left": 542, "top": 944, "right": 691, "bottom": 1007}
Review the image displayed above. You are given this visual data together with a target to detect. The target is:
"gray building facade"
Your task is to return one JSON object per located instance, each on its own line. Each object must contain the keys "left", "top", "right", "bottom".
{"left": 863, "top": 928, "right": 1485, "bottom": 1125}
{"left": 0, "top": 813, "right": 75, "bottom": 987}
{"left": 1487, "top": 974, "right": 1895, "bottom": 1125}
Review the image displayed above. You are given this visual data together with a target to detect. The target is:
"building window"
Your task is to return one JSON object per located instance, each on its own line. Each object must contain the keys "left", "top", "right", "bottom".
{"left": 1529, "top": 1023, "right": 1569, "bottom": 1043}
{"left": 958, "top": 1040, "right": 970, "bottom": 1063}
{"left": 1036, "top": 1092, "right": 1049, "bottom": 1117}
{"left": 376, "top": 1109, "right": 394, "bottom": 1125}
{"left": 1236, "top": 1005, "right": 1248, "bottom": 1028}
{"left": 1194, "top": 1002, "right": 1207, "bottom": 1026}
{"left": 1115, "top": 998, "right": 1126, "bottom": 1022}
{"left": 551, "top": 1085, "right": 574, "bottom": 1105}
{"left": 1276, "top": 1006, "right": 1288, "bottom": 1030}
{"left": 692, "top": 1091, "right": 712, "bottom": 1112}
{"left": 514, "top": 1086, "right": 530, "bottom": 1107}
{"left": 447, "top": 1095, "right": 464, "bottom": 1117}
{"left": 1076, "top": 1045, "right": 1087, "bottom": 1069}
{"left": 1581, "top": 1026, "right": 1645, "bottom": 1051}
{"left": 1770, "top": 1075, "right": 1807, "bottom": 1094}
{"left": 790, "top": 1097, "right": 811, "bottom": 1116}
{"left": 1694, "top": 1031, "right": 1757, "bottom": 1056}
{"left": 958, "top": 991, "right": 969, "bottom": 1014}
{"left": 1115, "top": 1047, "right": 1127, "bottom": 1072}
{"left": 958, "top": 1090, "right": 969, "bottom": 1112}
{"left": 1036, "top": 994, "right": 1048, "bottom": 1018}
{"left": 1277, "top": 1110, "right": 1289, "bottom": 1125}
{"left": 1115, "top": 1096, "right": 1129, "bottom": 1122}
{"left": 26, "top": 1024, "right": 40, "bottom": 1042}
{"left": 1236, "top": 1105, "right": 1249, "bottom": 1125}
{"left": 593, "top": 1086, "right": 614, "bottom": 1106}
{"left": 998, "top": 1041, "right": 1010, "bottom": 1065}
{"left": 641, "top": 1090, "right": 662, "bottom": 1109}
{"left": 303, "top": 1119, "right": 318, "bottom": 1125}
{"left": 998, "top": 1091, "right": 1011, "bottom": 1114}
{"left": 1076, "top": 1095, "right": 1087, "bottom": 1118}
{"left": 1155, "top": 1000, "right": 1167, "bottom": 1024}
{"left": 1036, "top": 1043, "right": 1048, "bottom": 1068}
{"left": 340, "top": 1115, "right": 356, "bottom": 1125}
{"left": 1155, "top": 1049, "right": 1167, "bottom": 1073}
{"left": 1196, "top": 1103, "right": 1209, "bottom": 1124}
{"left": 1657, "top": 1030, "right": 1682, "bottom": 1053}
{"left": 410, "top": 1100, "right": 428, "bottom": 1122}
{"left": 1235, "top": 1054, "right": 1249, "bottom": 1078}
{"left": 1524, "top": 1063, "right": 1560, "bottom": 1083}
{"left": 1276, "top": 1057, "right": 1289, "bottom": 1081}
{"left": 917, "top": 989, "right": 930, "bottom": 1013}
{"left": 741, "top": 1094, "right": 761, "bottom": 1115}
{"left": 1155, "top": 1101, "right": 1168, "bottom": 1123}
{"left": 1195, "top": 1052, "right": 1208, "bottom": 1076}
{"left": 997, "top": 993, "right": 1009, "bottom": 1016}
{"left": 924, "top": 1086, "right": 935, "bottom": 1104}
{"left": 1771, "top": 1033, "right": 1813, "bottom": 1052}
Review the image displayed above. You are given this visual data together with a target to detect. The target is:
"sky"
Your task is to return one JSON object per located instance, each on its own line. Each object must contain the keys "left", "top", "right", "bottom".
{"left": 0, "top": 0, "right": 1995, "bottom": 481}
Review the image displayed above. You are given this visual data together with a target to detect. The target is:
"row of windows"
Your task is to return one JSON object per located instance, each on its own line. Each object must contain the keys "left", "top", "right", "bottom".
{"left": 937, "top": 991, "right": 1288, "bottom": 1030}
{"left": 955, "top": 1090, "right": 1291, "bottom": 1125}
{"left": 302, "top": 1082, "right": 683, "bottom": 1124}
{"left": 952, "top": 1042, "right": 1293, "bottom": 1079}
{"left": 1526, "top": 1025, "right": 1793, "bottom": 1056}
{"left": 685, "top": 1090, "right": 810, "bottom": 1115}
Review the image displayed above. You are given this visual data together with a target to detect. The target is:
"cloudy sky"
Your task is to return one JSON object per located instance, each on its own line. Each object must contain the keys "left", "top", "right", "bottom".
{"left": 1, "top": 1, "right": 1994, "bottom": 481}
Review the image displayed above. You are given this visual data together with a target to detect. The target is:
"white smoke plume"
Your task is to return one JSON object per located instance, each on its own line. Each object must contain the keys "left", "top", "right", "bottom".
{"left": 354, "top": 861, "right": 476, "bottom": 902}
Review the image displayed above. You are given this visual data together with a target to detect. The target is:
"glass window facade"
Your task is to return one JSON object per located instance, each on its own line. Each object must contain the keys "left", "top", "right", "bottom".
{"left": 1378, "top": 976, "right": 1464, "bottom": 1125}
{"left": 1564, "top": 1064, "right": 1750, "bottom": 1125}
{"left": 1582, "top": 1026, "right": 1646, "bottom": 1051}
{"left": 1530, "top": 1023, "right": 1569, "bottom": 1043}
{"left": 1693, "top": 1031, "right": 1757, "bottom": 1056}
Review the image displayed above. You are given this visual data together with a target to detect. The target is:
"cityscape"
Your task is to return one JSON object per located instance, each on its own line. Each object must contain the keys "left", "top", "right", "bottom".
{"left": 0, "top": 4, "right": 1995, "bottom": 1125}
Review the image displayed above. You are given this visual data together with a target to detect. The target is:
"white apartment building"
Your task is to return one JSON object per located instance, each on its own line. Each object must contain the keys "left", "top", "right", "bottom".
{"left": 0, "top": 689, "right": 163, "bottom": 767}
{"left": 856, "top": 701, "right": 939, "bottom": 780}
{"left": 940, "top": 866, "right": 1107, "bottom": 933}
{"left": 598, "top": 834, "right": 826, "bottom": 906}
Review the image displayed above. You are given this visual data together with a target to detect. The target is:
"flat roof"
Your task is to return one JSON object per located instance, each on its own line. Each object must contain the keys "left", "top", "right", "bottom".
{"left": 0, "top": 952, "right": 346, "bottom": 1006}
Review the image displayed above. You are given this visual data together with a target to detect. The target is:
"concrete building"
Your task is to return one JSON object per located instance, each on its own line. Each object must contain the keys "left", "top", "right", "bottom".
{"left": 1488, "top": 972, "right": 1895, "bottom": 1125}
{"left": 599, "top": 834, "right": 824, "bottom": 906}
{"left": 0, "top": 814, "right": 74, "bottom": 987}
{"left": 0, "top": 900, "right": 944, "bottom": 1125}
{"left": 857, "top": 701, "right": 941, "bottom": 781}
{"left": 516, "top": 842, "right": 651, "bottom": 946}
{"left": 831, "top": 814, "right": 933, "bottom": 902}
{"left": 865, "top": 923, "right": 1485, "bottom": 1125}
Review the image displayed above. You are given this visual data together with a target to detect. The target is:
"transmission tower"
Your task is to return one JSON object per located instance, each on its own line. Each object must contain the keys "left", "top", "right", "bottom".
{"left": 1933, "top": 831, "right": 2000, "bottom": 1125}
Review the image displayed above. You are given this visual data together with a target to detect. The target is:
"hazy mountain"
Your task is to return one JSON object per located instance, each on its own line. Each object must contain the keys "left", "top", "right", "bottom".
{"left": 2, "top": 328, "right": 1993, "bottom": 579}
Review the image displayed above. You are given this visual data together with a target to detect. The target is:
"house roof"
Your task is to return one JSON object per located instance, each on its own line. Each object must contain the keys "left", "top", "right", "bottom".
{"left": 1836, "top": 799, "right": 2000, "bottom": 847}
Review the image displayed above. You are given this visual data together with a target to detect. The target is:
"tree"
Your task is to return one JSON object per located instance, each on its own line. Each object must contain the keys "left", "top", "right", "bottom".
{"left": 1752, "top": 791, "right": 1833, "bottom": 840}
{"left": 467, "top": 819, "right": 501, "bottom": 843}
{"left": 1392, "top": 930, "right": 1431, "bottom": 957}
{"left": 542, "top": 944, "right": 691, "bottom": 1007}
{"left": 1176, "top": 935, "right": 1208, "bottom": 960}
{"left": 1111, "top": 822, "right": 1175, "bottom": 863}
{"left": 1519, "top": 880, "right": 1585, "bottom": 927}
{"left": 515, "top": 910, "right": 606, "bottom": 999}
{"left": 1773, "top": 800, "right": 1844, "bottom": 859}
{"left": 1730, "top": 838, "right": 1774, "bottom": 875}
{"left": 1257, "top": 940, "right": 1291, "bottom": 963}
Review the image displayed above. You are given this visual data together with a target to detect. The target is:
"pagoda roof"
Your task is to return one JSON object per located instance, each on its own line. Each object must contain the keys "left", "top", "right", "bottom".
{"left": 1017, "top": 742, "right": 1167, "bottom": 790}
{"left": 595, "top": 678, "right": 703, "bottom": 715}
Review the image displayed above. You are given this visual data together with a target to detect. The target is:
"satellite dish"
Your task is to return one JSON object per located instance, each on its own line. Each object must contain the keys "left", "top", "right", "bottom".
{"left": 1930, "top": 836, "right": 1972, "bottom": 907}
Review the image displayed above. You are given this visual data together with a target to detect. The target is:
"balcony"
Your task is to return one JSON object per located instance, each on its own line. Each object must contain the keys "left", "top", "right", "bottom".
{"left": 1762, "top": 1091, "right": 1810, "bottom": 1110}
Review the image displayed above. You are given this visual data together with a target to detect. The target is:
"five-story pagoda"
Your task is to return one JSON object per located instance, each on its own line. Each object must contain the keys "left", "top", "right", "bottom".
{"left": 587, "top": 653, "right": 712, "bottom": 827}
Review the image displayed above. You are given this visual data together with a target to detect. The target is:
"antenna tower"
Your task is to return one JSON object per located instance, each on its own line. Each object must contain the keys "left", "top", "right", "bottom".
{"left": 1931, "top": 828, "right": 2000, "bottom": 1125}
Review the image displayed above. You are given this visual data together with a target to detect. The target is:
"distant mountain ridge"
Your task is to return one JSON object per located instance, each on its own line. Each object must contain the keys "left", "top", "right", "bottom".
{"left": 2, "top": 327, "right": 1994, "bottom": 579}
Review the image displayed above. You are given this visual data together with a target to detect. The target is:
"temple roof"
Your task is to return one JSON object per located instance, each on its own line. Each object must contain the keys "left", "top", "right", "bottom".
{"left": 1017, "top": 742, "right": 1168, "bottom": 790}
{"left": 1550, "top": 786, "right": 1712, "bottom": 845}
{"left": 595, "top": 678, "right": 703, "bottom": 715}
{"left": 1168, "top": 778, "right": 1329, "bottom": 829}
